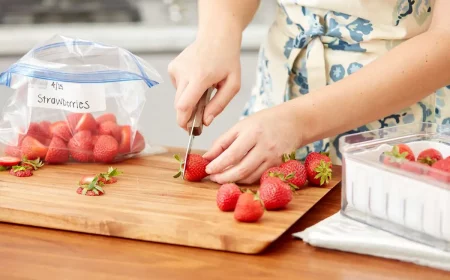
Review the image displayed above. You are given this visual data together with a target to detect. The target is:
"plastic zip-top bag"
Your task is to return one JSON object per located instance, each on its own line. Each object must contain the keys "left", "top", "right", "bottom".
{"left": 0, "top": 34, "right": 165, "bottom": 165}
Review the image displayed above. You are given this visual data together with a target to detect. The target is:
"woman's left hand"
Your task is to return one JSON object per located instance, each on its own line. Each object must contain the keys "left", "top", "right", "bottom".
{"left": 202, "top": 104, "right": 303, "bottom": 184}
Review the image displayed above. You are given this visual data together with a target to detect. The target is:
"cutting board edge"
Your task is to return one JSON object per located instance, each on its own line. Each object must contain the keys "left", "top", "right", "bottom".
{"left": 0, "top": 207, "right": 276, "bottom": 254}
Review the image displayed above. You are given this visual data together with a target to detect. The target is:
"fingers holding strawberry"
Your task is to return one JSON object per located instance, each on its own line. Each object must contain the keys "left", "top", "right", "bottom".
{"left": 202, "top": 106, "right": 302, "bottom": 185}
{"left": 209, "top": 146, "right": 276, "bottom": 185}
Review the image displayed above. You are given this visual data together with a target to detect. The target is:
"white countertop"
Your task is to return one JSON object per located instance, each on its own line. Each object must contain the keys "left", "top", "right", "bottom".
{"left": 0, "top": 23, "right": 269, "bottom": 56}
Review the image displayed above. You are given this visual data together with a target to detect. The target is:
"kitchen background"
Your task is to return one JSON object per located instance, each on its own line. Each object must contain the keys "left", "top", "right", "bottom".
{"left": 0, "top": 0, "right": 277, "bottom": 150}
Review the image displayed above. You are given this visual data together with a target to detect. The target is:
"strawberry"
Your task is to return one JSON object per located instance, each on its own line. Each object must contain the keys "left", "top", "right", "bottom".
{"left": 75, "top": 113, "right": 97, "bottom": 132}
{"left": 131, "top": 130, "right": 145, "bottom": 153}
{"left": 216, "top": 183, "right": 242, "bottom": 211}
{"left": 21, "top": 136, "right": 48, "bottom": 160}
{"left": 4, "top": 145, "right": 22, "bottom": 158}
{"left": 383, "top": 144, "right": 415, "bottom": 166}
{"left": 98, "top": 167, "right": 123, "bottom": 184}
{"left": 103, "top": 177, "right": 117, "bottom": 184}
{"left": 45, "top": 137, "right": 69, "bottom": 164}
{"left": 9, "top": 166, "right": 33, "bottom": 177}
{"left": 173, "top": 153, "right": 210, "bottom": 182}
{"left": 381, "top": 154, "right": 404, "bottom": 168}
{"left": 304, "top": 152, "right": 332, "bottom": 186}
{"left": 26, "top": 122, "right": 48, "bottom": 144}
{"left": 78, "top": 167, "right": 122, "bottom": 185}
{"left": 399, "top": 161, "right": 426, "bottom": 175}
{"left": 428, "top": 159, "right": 450, "bottom": 183}
{"left": 93, "top": 135, "right": 119, "bottom": 163}
{"left": 50, "top": 121, "right": 72, "bottom": 142}
{"left": 76, "top": 187, "right": 104, "bottom": 196}
{"left": 98, "top": 121, "right": 122, "bottom": 142}
{"left": 260, "top": 166, "right": 282, "bottom": 184}
{"left": 96, "top": 113, "right": 117, "bottom": 125}
{"left": 68, "top": 130, "right": 94, "bottom": 162}
{"left": 67, "top": 113, "right": 82, "bottom": 131}
{"left": 234, "top": 190, "right": 264, "bottom": 223}
{"left": 0, "top": 156, "right": 21, "bottom": 167}
{"left": 417, "top": 148, "right": 443, "bottom": 166}
{"left": 89, "top": 135, "right": 98, "bottom": 146}
{"left": 259, "top": 177, "right": 293, "bottom": 210}
{"left": 279, "top": 152, "right": 307, "bottom": 188}
{"left": 118, "top": 125, "right": 132, "bottom": 154}
{"left": 77, "top": 175, "right": 105, "bottom": 196}
{"left": 39, "top": 121, "right": 52, "bottom": 138}
{"left": 79, "top": 174, "right": 98, "bottom": 185}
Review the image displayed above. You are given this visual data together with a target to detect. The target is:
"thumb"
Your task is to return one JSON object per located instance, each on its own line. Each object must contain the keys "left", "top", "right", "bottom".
{"left": 203, "top": 74, "right": 240, "bottom": 126}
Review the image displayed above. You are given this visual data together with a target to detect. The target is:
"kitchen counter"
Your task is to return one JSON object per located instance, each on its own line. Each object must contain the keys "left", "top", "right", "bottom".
{"left": 1, "top": 185, "right": 448, "bottom": 280}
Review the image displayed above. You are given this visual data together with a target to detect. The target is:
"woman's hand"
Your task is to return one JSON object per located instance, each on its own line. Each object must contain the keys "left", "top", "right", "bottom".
{"left": 202, "top": 104, "right": 304, "bottom": 184}
{"left": 168, "top": 34, "right": 242, "bottom": 131}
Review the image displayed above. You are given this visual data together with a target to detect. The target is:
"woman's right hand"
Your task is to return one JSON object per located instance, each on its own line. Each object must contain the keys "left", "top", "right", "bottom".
{"left": 168, "top": 34, "right": 242, "bottom": 130}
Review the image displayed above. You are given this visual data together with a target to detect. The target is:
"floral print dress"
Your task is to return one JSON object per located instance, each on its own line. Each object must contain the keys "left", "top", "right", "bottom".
{"left": 242, "top": 0, "right": 449, "bottom": 164}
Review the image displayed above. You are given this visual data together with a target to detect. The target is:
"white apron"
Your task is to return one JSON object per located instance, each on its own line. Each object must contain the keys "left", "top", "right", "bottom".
{"left": 242, "top": 0, "right": 450, "bottom": 164}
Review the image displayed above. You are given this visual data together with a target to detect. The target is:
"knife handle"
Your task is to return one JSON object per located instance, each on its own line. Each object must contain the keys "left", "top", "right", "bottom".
{"left": 187, "top": 87, "right": 213, "bottom": 136}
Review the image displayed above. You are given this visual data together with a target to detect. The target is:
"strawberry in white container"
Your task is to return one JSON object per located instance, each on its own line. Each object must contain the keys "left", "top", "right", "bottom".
{"left": 340, "top": 122, "right": 450, "bottom": 252}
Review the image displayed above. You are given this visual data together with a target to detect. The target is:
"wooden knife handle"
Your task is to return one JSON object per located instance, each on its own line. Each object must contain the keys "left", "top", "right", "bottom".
{"left": 187, "top": 87, "right": 213, "bottom": 136}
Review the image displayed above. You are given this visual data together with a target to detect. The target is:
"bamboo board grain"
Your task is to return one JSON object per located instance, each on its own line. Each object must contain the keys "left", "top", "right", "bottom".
{"left": 0, "top": 147, "right": 341, "bottom": 254}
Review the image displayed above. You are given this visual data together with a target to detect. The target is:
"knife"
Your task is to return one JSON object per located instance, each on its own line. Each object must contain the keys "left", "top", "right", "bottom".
{"left": 182, "top": 87, "right": 213, "bottom": 179}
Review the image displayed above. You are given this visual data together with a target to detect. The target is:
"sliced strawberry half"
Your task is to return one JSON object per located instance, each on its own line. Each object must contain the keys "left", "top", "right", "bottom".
{"left": 21, "top": 136, "right": 48, "bottom": 160}
{"left": 75, "top": 113, "right": 97, "bottom": 132}
{"left": 131, "top": 130, "right": 145, "bottom": 153}
{"left": 118, "top": 125, "right": 132, "bottom": 154}
{"left": 79, "top": 174, "right": 98, "bottom": 185}
{"left": 118, "top": 126, "right": 145, "bottom": 155}
{"left": 50, "top": 121, "right": 72, "bottom": 142}
{"left": 0, "top": 156, "right": 21, "bottom": 166}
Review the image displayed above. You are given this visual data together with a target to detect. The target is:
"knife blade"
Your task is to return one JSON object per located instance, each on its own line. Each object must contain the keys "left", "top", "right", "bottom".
{"left": 182, "top": 87, "right": 213, "bottom": 179}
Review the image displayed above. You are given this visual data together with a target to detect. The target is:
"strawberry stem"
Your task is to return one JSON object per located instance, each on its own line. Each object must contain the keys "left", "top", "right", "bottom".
{"left": 12, "top": 165, "right": 27, "bottom": 172}
{"left": 282, "top": 151, "right": 297, "bottom": 162}
{"left": 313, "top": 160, "right": 333, "bottom": 186}
{"left": 288, "top": 183, "right": 300, "bottom": 191}
{"left": 418, "top": 157, "right": 436, "bottom": 166}
{"left": 100, "top": 167, "right": 123, "bottom": 181}
{"left": 173, "top": 154, "right": 186, "bottom": 179}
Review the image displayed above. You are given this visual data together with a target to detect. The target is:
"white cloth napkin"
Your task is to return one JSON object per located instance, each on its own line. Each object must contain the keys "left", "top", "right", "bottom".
{"left": 293, "top": 212, "right": 450, "bottom": 272}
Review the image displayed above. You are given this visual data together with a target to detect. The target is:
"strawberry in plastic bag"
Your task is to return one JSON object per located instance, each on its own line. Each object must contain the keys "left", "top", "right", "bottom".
{"left": 0, "top": 35, "right": 165, "bottom": 164}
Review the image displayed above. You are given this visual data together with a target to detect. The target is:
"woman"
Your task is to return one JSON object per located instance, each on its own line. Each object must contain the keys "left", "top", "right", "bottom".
{"left": 168, "top": 0, "right": 450, "bottom": 184}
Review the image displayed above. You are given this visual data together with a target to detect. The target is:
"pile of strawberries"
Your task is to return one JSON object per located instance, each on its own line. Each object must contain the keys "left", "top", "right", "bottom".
{"left": 174, "top": 151, "right": 333, "bottom": 223}
{"left": 3, "top": 113, "right": 145, "bottom": 164}
{"left": 381, "top": 143, "right": 450, "bottom": 182}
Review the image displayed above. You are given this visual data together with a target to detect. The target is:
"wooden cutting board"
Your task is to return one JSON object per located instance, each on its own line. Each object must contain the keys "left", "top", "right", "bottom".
{"left": 0, "top": 147, "right": 341, "bottom": 254}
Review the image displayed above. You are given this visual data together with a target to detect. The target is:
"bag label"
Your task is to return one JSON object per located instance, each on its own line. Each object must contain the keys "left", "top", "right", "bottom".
{"left": 27, "top": 79, "right": 106, "bottom": 113}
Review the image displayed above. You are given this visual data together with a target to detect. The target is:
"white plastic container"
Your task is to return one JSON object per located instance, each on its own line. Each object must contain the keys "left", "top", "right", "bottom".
{"left": 340, "top": 122, "right": 450, "bottom": 251}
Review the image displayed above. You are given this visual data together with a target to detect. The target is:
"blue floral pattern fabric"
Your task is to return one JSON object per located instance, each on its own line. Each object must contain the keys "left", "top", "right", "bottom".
{"left": 241, "top": 0, "right": 447, "bottom": 164}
